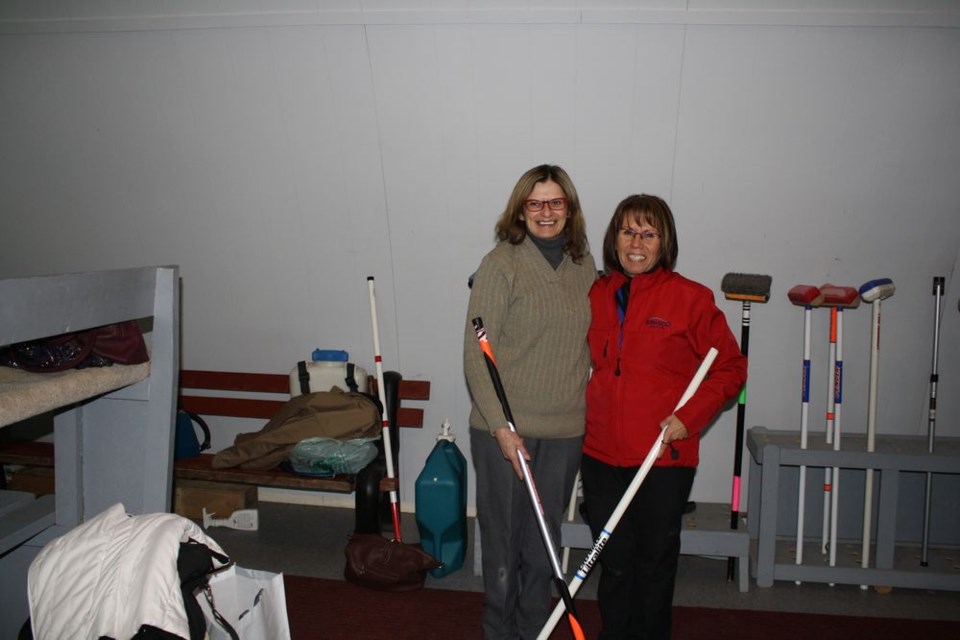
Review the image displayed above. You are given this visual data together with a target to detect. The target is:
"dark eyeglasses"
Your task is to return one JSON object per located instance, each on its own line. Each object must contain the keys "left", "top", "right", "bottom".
{"left": 524, "top": 198, "right": 568, "bottom": 213}
{"left": 619, "top": 228, "right": 661, "bottom": 243}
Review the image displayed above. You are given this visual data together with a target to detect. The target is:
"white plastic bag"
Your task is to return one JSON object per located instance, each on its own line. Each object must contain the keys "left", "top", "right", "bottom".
{"left": 199, "top": 565, "right": 291, "bottom": 640}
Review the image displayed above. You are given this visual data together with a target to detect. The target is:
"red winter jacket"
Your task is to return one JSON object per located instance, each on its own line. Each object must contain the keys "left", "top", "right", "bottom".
{"left": 584, "top": 267, "right": 747, "bottom": 469}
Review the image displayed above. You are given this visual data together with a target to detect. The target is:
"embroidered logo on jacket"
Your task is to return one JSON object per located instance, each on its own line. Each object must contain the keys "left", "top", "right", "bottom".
{"left": 646, "top": 316, "right": 671, "bottom": 329}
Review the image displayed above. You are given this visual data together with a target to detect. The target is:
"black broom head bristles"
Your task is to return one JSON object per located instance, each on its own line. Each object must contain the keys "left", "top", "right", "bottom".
{"left": 721, "top": 273, "right": 772, "bottom": 303}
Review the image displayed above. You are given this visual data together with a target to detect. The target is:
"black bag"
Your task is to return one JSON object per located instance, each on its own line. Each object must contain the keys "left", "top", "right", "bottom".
{"left": 343, "top": 534, "right": 442, "bottom": 592}
{"left": 178, "top": 540, "right": 238, "bottom": 640}
{"left": 105, "top": 540, "right": 238, "bottom": 640}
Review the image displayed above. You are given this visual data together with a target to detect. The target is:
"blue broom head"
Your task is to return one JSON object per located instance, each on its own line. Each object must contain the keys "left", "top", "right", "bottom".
{"left": 859, "top": 278, "right": 895, "bottom": 303}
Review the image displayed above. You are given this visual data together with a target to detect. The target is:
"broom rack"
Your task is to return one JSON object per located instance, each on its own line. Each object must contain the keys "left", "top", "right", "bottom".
{"left": 747, "top": 426, "right": 960, "bottom": 591}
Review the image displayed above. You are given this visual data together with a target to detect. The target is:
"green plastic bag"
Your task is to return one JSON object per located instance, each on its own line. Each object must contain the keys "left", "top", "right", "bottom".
{"left": 288, "top": 436, "right": 379, "bottom": 477}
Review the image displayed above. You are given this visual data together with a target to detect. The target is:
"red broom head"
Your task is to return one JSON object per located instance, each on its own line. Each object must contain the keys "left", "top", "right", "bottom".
{"left": 787, "top": 284, "right": 823, "bottom": 307}
{"left": 820, "top": 284, "right": 861, "bottom": 309}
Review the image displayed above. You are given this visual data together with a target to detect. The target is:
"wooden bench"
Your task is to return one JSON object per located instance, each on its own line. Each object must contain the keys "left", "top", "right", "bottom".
{"left": 176, "top": 368, "right": 428, "bottom": 533}
{"left": 1, "top": 369, "right": 431, "bottom": 534}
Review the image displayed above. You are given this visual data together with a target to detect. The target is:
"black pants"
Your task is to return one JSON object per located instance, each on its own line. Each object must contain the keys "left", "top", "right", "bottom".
{"left": 580, "top": 454, "right": 695, "bottom": 640}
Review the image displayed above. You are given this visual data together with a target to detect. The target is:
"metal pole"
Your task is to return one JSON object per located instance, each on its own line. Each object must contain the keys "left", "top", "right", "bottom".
{"left": 921, "top": 276, "right": 944, "bottom": 566}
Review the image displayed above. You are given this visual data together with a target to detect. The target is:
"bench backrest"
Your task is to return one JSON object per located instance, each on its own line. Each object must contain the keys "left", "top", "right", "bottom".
{"left": 178, "top": 370, "right": 429, "bottom": 429}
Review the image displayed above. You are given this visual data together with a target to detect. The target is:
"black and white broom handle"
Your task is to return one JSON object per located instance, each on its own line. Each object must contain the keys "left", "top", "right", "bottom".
{"left": 473, "top": 318, "right": 585, "bottom": 640}
{"left": 727, "top": 301, "right": 750, "bottom": 581}
{"left": 537, "top": 346, "right": 719, "bottom": 640}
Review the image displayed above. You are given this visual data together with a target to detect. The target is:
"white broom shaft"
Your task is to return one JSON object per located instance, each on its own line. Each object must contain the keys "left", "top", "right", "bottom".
{"left": 866, "top": 301, "right": 880, "bottom": 451}
{"left": 795, "top": 306, "right": 812, "bottom": 570}
{"left": 861, "top": 299, "right": 881, "bottom": 576}
{"left": 367, "top": 278, "right": 399, "bottom": 497}
{"left": 825, "top": 310, "right": 837, "bottom": 447}
{"left": 822, "top": 310, "right": 837, "bottom": 554}
{"left": 537, "top": 347, "right": 718, "bottom": 640}
{"left": 829, "top": 309, "right": 844, "bottom": 571}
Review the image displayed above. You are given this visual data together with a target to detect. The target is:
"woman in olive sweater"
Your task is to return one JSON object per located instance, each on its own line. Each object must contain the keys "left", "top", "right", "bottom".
{"left": 464, "top": 164, "right": 596, "bottom": 640}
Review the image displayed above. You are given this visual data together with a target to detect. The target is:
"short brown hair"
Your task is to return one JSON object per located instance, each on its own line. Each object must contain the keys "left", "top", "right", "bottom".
{"left": 494, "top": 164, "right": 589, "bottom": 262}
{"left": 602, "top": 194, "right": 678, "bottom": 274}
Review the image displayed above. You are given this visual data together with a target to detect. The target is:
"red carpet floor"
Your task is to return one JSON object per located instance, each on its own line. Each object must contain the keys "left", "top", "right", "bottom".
{"left": 283, "top": 574, "right": 959, "bottom": 640}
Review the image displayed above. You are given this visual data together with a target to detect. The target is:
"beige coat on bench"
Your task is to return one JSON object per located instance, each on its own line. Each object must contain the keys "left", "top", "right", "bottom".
{"left": 211, "top": 390, "right": 380, "bottom": 471}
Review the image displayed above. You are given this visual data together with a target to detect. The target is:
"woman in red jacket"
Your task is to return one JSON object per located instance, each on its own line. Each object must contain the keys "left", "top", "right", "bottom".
{"left": 582, "top": 194, "right": 747, "bottom": 640}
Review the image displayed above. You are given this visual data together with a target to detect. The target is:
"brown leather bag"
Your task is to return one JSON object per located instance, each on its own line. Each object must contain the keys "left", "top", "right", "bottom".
{"left": 344, "top": 534, "right": 442, "bottom": 591}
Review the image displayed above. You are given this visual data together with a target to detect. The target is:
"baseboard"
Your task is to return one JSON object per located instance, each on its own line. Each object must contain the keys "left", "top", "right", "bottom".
{"left": 257, "top": 487, "right": 478, "bottom": 518}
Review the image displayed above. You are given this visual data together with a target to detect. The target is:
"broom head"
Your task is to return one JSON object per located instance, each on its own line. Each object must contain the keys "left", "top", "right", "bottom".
{"left": 721, "top": 273, "right": 772, "bottom": 303}
{"left": 820, "top": 284, "right": 861, "bottom": 308}
{"left": 859, "top": 278, "right": 895, "bottom": 303}
{"left": 787, "top": 284, "right": 823, "bottom": 307}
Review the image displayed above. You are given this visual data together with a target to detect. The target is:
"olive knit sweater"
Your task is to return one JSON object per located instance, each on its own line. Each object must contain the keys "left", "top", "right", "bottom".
{"left": 463, "top": 238, "right": 596, "bottom": 439}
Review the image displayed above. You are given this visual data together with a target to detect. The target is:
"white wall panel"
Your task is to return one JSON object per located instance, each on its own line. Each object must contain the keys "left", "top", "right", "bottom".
{"left": 670, "top": 24, "right": 960, "bottom": 498}
{"left": 573, "top": 24, "right": 686, "bottom": 241}
{"left": 2, "top": 5, "right": 958, "bottom": 509}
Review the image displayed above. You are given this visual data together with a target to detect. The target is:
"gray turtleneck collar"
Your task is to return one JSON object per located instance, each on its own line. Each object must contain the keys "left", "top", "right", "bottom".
{"left": 527, "top": 230, "right": 566, "bottom": 269}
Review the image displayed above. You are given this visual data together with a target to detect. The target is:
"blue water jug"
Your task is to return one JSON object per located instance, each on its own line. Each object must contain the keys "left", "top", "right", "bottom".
{"left": 415, "top": 420, "right": 467, "bottom": 578}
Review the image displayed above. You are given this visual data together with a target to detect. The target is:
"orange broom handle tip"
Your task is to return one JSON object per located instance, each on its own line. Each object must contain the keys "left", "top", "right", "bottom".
{"left": 568, "top": 614, "right": 586, "bottom": 640}
{"left": 479, "top": 341, "right": 496, "bottom": 361}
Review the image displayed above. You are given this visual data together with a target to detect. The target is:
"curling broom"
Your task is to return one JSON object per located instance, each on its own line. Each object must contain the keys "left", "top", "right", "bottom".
{"left": 819, "top": 284, "right": 860, "bottom": 575}
{"left": 858, "top": 278, "right": 895, "bottom": 585}
{"left": 720, "top": 272, "right": 771, "bottom": 581}
{"left": 787, "top": 284, "right": 823, "bottom": 579}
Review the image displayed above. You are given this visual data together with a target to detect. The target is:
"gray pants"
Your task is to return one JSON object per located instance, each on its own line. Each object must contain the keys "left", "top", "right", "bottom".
{"left": 471, "top": 428, "right": 582, "bottom": 640}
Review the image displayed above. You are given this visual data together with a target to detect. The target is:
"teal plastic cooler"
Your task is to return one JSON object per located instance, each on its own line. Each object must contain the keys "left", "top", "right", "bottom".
{"left": 415, "top": 420, "right": 467, "bottom": 578}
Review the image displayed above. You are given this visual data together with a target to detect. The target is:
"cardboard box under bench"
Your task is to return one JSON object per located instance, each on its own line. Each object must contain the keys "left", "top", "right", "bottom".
{"left": 174, "top": 479, "right": 258, "bottom": 520}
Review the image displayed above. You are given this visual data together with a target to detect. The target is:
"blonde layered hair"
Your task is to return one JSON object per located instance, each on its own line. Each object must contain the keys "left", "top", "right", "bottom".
{"left": 494, "top": 164, "right": 589, "bottom": 263}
